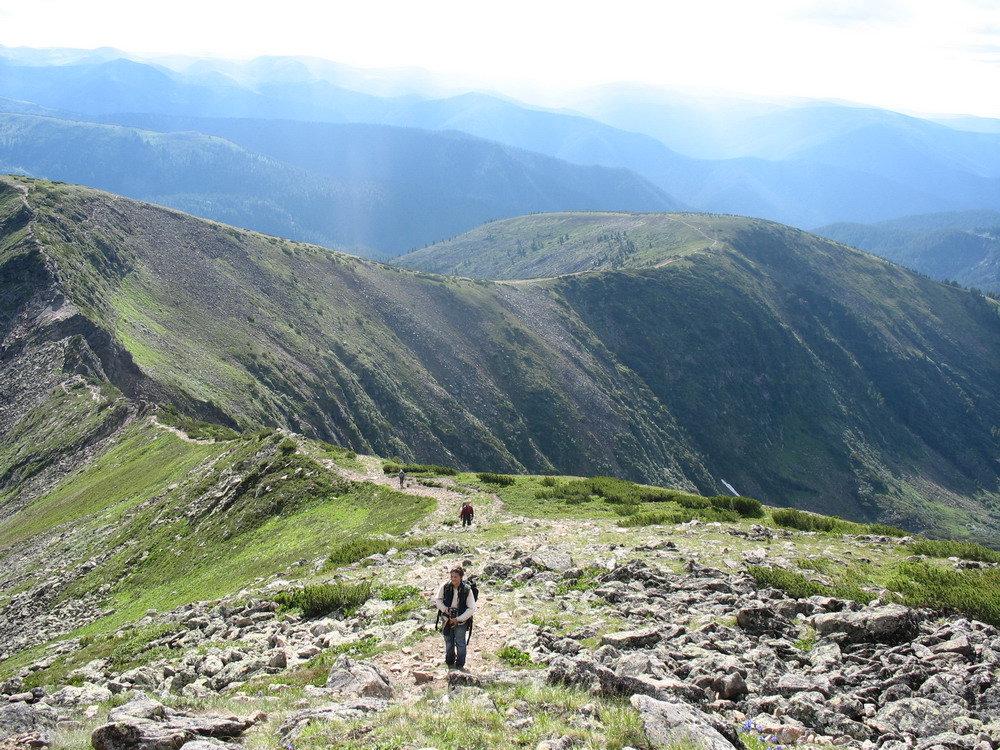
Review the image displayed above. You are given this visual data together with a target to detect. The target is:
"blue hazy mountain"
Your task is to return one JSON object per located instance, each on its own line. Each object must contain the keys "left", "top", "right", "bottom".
{"left": 0, "top": 111, "right": 678, "bottom": 255}
{"left": 2, "top": 47, "right": 1000, "bottom": 231}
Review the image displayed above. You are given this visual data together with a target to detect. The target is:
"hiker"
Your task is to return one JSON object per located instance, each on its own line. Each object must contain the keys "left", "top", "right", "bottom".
{"left": 460, "top": 501, "right": 474, "bottom": 527}
{"left": 398, "top": 468, "right": 406, "bottom": 488}
{"left": 433, "top": 566, "right": 476, "bottom": 670}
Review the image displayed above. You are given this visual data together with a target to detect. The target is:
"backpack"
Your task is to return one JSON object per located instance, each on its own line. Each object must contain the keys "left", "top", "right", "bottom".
{"left": 435, "top": 578, "right": 479, "bottom": 644}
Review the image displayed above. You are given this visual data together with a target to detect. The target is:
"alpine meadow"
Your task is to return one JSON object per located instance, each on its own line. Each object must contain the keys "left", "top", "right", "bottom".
{"left": 2, "top": 41, "right": 1000, "bottom": 750}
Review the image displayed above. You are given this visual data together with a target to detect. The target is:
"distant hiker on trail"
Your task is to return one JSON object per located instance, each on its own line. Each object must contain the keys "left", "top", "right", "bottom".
{"left": 398, "top": 468, "right": 406, "bottom": 488}
{"left": 460, "top": 501, "right": 474, "bottom": 527}
{"left": 433, "top": 566, "right": 477, "bottom": 670}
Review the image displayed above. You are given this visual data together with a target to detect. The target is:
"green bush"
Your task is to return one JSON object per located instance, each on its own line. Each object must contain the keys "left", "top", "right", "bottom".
{"left": 865, "top": 523, "right": 910, "bottom": 537}
{"left": 772, "top": 508, "right": 847, "bottom": 533}
{"left": 383, "top": 463, "right": 458, "bottom": 476}
{"left": 908, "top": 539, "right": 1000, "bottom": 564}
{"left": 540, "top": 476, "right": 559, "bottom": 487}
{"left": 498, "top": 645, "right": 532, "bottom": 667}
{"left": 327, "top": 536, "right": 436, "bottom": 567}
{"left": 278, "top": 438, "right": 297, "bottom": 455}
{"left": 747, "top": 566, "right": 870, "bottom": 603}
{"left": 379, "top": 584, "right": 422, "bottom": 602}
{"left": 274, "top": 581, "right": 373, "bottom": 617}
{"left": 157, "top": 405, "right": 239, "bottom": 441}
{"left": 710, "top": 495, "right": 765, "bottom": 518}
{"left": 886, "top": 561, "right": 1000, "bottom": 626}
{"left": 477, "top": 472, "right": 516, "bottom": 486}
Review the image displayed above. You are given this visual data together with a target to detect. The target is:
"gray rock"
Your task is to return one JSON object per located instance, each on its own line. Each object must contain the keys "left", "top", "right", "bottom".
{"left": 775, "top": 673, "right": 831, "bottom": 697}
{"left": 45, "top": 682, "right": 113, "bottom": 706}
{"left": 529, "top": 548, "right": 574, "bottom": 573}
{"left": 871, "top": 697, "right": 966, "bottom": 736}
{"left": 325, "top": 656, "right": 393, "bottom": 699}
{"left": 736, "top": 605, "right": 789, "bottom": 634}
{"left": 813, "top": 603, "right": 919, "bottom": 645}
{"left": 0, "top": 702, "right": 57, "bottom": 741}
{"left": 715, "top": 672, "right": 748, "bottom": 701}
{"left": 631, "top": 695, "right": 738, "bottom": 750}
{"left": 276, "top": 699, "right": 391, "bottom": 739}
{"left": 600, "top": 627, "right": 662, "bottom": 650}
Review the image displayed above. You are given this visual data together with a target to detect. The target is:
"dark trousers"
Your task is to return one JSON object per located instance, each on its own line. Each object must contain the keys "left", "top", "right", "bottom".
{"left": 462, "top": 514, "right": 472, "bottom": 526}
{"left": 444, "top": 622, "right": 468, "bottom": 668}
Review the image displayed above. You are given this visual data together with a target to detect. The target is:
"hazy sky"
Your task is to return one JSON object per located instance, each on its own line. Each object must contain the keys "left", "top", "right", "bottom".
{"left": 4, "top": 0, "right": 1000, "bottom": 117}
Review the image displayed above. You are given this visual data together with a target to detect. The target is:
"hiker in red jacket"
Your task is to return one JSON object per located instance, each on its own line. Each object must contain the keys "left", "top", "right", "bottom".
{"left": 460, "top": 501, "right": 474, "bottom": 527}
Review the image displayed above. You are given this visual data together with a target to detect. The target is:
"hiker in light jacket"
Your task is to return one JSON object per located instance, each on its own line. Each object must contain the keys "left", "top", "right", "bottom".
{"left": 433, "top": 566, "right": 476, "bottom": 670}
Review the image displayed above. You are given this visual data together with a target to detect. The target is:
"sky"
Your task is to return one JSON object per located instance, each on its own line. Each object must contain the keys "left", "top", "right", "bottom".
{"left": 3, "top": 0, "right": 1000, "bottom": 117}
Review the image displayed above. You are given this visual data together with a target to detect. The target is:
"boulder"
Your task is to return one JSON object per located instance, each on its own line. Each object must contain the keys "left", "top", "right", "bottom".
{"left": 0, "top": 703, "right": 57, "bottom": 742}
{"left": 44, "top": 683, "right": 113, "bottom": 707}
{"left": 631, "top": 695, "right": 739, "bottom": 750}
{"left": 276, "top": 699, "right": 391, "bottom": 740}
{"left": 529, "top": 548, "right": 574, "bottom": 573}
{"left": 871, "top": 697, "right": 967, "bottom": 736}
{"left": 325, "top": 656, "right": 393, "bottom": 699}
{"left": 736, "top": 604, "right": 789, "bottom": 634}
{"left": 813, "top": 603, "right": 919, "bottom": 645}
{"left": 599, "top": 627, "right": 662, "bottom": 650}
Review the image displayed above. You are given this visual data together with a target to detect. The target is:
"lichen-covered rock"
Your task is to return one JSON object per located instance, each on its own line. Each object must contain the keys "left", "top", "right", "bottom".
{"left": 325, "top": 656, "right": 393, "bottom": 699}
{"left": 631, "top": 695, "right": 738, "bottom": 750}
{"left": 813, "top": 603, "right": 919, "bottom": 645}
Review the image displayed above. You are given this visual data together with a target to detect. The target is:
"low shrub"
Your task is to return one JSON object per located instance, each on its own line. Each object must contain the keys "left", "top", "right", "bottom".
{"left": 747, "top": 566, "right": 870, "bottom": 603}
{"left": 710, "top": 495, "right": 765, "bottom": 518}
{"left": 908, "top": 539, "right": 1000, "bottom": 564}
{"left": 383, "top": 463, "right": 458, "bottom": 476}
{"left": 379, "top": 584, "right": 422, "bottom": 602}
{"left": 772, "top": 508, "right": 847, "bottom": 533}
{"left": 498, "top": 645, "right": 532, "bottom": 667}
{"left": 477, "top": 472, "right": 516, "bottom": 486}
{"left": 886, "top": 561, "right": 1000, "bottom": 626}
{"left": 274, "top": 581, "right": 372, "bottom": 617}
{"left": 865, "top": 523, "right": 910, "bottom": 537}
{"left": 327, "top": 536, "right": 436, "bottom": 567}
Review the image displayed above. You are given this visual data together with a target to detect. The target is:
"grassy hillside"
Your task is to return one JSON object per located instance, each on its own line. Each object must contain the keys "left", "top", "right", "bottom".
{"left": 396, "top": 213, "right": 1000, "bottom": 542}
{"left": 3, "top": 178, "right": 1000, "bottom": 544}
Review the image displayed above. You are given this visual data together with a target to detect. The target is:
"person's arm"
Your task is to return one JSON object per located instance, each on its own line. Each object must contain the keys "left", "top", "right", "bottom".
{"left": 432, "top": 583, "right": 449, "bottom": 614}
{"left": 456, "top": 587, "right": 477, "bottom": 623}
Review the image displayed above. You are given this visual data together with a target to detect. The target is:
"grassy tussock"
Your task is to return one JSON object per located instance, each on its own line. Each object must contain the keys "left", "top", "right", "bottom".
{"left": 290, "top": 682, "right": 647, "bottom": 749}
{"left": 886, "top": 561, "right": 1000, "bottom": 626}
{"left": 747, "top": 566, "right": 871, "bottom": 604}
{"left": 326, "top": 536, "right": 436, "bottom": 567}
{"left": 771, "top": 508, "right": 908, "bottom": 537}
{"left": 908, "top": 539, "right": 1000, "bottom": 563}
{"left": 274, "top": 581, "right": 373, "bottom": 618}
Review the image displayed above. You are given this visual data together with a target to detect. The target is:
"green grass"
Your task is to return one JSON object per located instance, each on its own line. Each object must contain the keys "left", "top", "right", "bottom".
{"left": 288, "top": 681, "right": 647, "bottom": 749}
{"left": 498, "top": 645, "right": 533, "bottom": 667}
{"left": 908, "top": 538, "right": 1000, "bottom": 563}
{"left": 326, "top": 535, "right": 437, "bottom": 567}
{"left": 747, "top": 566, "right": 871, "bottom": 603}
{"left": 275, "top": 581, "right": 373, "bottom": 617}
{"left": 886, "top": 561, "right": 1000, "bottom": 626}
{"left": 0, "top": 420, "right": 223, "bottom": 550}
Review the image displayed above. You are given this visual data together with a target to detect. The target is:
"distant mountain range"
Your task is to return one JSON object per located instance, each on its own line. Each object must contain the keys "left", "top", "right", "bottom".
{"left": 0, "top": 109, "right": 677, "bottom": 256}
{"left": 816, "top": 210, "right": 1000, "bottom": 292}
{"left": 5, "top": 177, "right": 1000, "bottom": 544}
{"left": 3, "top": 46, "right": 1000, "bottom": 253}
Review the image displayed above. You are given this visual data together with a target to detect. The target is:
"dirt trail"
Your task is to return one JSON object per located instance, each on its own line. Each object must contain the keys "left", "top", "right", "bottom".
{"left": 317, "top": 453, "right": 531, "bottom": 694}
